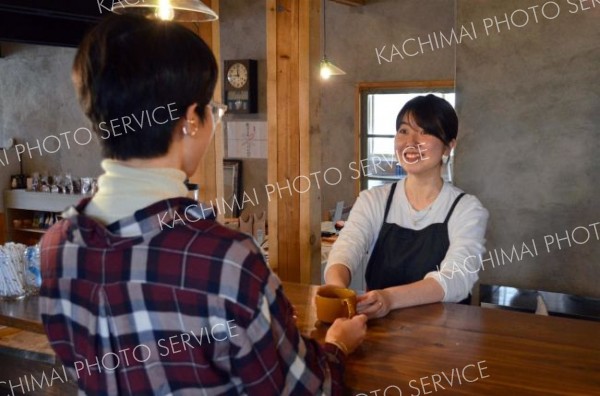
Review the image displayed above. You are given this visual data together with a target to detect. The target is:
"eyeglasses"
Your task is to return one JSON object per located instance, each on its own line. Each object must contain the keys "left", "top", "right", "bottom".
{"left": 209, "top": 100, "right": 228, "bottom": 128}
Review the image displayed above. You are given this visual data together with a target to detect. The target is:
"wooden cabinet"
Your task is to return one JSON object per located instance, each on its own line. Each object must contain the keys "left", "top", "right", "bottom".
{"left": 3, "top": 190, "right": 85, "bottom": 245}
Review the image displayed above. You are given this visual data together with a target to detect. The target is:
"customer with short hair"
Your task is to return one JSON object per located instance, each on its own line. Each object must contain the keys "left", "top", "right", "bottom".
{"left": 40, "top": 14, "right": 366, "bottom": 395}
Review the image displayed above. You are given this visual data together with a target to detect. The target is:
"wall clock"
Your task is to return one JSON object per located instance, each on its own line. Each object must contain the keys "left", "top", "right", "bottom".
{"left": 224, "top": 59, "right": 257, "bottom": 114}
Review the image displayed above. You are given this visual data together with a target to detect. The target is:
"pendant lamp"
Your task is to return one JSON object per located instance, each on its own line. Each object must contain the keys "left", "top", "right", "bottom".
{"left": 111, "top": 0, "right": 218, "bottom": 22}
{"left": 320, "top": 0, "right": 345, "bottom": 79}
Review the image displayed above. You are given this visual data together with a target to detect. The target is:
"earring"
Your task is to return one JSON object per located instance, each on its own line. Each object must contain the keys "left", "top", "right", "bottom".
{"left": 442, "top": 155, "right": 449, "bottom": 164}
{"left": 182, "top": 119, "right": 197, "bottom": 137}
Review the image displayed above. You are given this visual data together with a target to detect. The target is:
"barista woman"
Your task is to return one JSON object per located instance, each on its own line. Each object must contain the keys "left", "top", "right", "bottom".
{"left": 325, "top": 95, "right": 488, "bottom": 319}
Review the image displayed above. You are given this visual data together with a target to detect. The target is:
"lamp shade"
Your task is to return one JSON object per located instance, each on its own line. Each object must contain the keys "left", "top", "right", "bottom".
{"left": 111, "top": 0, "right": 218, "bottom": 22}
{"left": 320, "top": 58, "right": 346, "bottom": 80}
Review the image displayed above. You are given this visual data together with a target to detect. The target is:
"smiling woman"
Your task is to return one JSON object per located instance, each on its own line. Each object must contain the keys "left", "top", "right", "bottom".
{"left": 325, "top": 94, "right": 489, "bottom": 318}
{"left": 394, "top": 95, "right": 457, "bottom": 176}
{"left": 359, "top": 87, "right": 456, "bottom": 190}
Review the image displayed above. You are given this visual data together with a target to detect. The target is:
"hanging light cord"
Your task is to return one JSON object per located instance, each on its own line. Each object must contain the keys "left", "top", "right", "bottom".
{"left": 323, "top": 0, "right": 327, "bottom": 59}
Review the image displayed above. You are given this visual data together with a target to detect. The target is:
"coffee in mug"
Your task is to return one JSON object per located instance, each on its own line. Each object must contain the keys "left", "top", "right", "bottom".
{"left": 315, "top": 285, "right": 357, "bottom": 324}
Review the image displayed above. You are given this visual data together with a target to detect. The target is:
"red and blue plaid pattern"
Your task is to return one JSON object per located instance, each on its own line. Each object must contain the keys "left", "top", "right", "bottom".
{"left": 40, "top": 197, "right": 344, "bottom": 395}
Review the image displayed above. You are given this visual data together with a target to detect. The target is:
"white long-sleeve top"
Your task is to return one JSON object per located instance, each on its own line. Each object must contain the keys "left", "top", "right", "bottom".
{"left": 325, "top": 180, "right": 489, "bottom": 302}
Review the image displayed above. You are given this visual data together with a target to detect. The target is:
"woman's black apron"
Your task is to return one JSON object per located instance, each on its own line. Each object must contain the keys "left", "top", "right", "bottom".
{"left": 364, "top": 182, "right": 471, "bottom": 304}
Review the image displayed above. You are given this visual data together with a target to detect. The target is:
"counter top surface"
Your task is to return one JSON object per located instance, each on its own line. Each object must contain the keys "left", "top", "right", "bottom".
{"left": 0, "top": 295, "right": 44, "bottom": 334}
{"left": 1, "top": 283, "right": 600, "bottom": 395}
{"left": 283, "top": 282, "right": 600, "bottom": 395}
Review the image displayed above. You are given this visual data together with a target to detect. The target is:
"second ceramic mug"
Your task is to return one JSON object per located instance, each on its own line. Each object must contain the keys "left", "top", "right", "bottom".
{"left": 315, "top": 285, "right": 357, "bottom": 324}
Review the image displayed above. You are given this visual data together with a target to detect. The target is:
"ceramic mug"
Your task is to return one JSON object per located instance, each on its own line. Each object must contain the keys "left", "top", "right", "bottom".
{"left": 315, "top": 285, "right": 357, "bottom": 324}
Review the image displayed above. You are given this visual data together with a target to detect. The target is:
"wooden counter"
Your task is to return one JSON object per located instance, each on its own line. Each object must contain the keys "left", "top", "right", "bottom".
{"left": 1, "top": 284, "right": 600, "bottom": 395}
{"left": 0, "top": 296, "right": 45, "bottom": 334}
{"left": 284, "top": 282, "right": 600, "bottom": 395}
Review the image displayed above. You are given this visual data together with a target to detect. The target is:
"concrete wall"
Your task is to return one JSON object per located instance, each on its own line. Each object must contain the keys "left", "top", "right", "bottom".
{"left": 0, "top": 43, "right": 102, "bottom": 210}
{"left": 320, "top": 0, "right": 456, "bottom": 216}
{"left": 219, "top": 0, "right": 268, "bottom": 218}
{"left": 455, "top": 0, "right": 600, "bottom": 297}
{"left": 0, "top": 0, "right": 268, "bottom": 217}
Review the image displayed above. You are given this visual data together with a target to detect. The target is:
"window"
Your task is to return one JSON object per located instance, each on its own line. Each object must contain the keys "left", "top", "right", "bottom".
{"left": 358, "top": 81, "right": 455, "bottom": 190}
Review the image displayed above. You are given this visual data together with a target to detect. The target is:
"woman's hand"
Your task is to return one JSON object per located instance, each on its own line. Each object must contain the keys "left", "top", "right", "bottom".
{"left": 357, "top": 289, "right": 392, "bottom": 319}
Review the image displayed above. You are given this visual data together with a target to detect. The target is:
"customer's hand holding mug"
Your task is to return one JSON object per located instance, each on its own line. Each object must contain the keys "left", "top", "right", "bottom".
{"left": 315, "top": 285, "right": 367, "bottom": 355}
{"left": 325, "top": 314, "right": 368, "bottom": 355}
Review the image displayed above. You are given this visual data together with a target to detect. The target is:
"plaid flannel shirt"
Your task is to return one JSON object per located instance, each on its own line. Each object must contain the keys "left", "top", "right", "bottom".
{"left": 40, "top": 197, "right": 345, "bottom": 395}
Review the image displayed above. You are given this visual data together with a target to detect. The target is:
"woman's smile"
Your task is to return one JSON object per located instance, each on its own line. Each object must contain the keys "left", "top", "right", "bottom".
{"left": 395, "top": 113, "right": 451, "bottom": 174}
{"left": 399, "top": 144, "right": 429, "bottom": 164}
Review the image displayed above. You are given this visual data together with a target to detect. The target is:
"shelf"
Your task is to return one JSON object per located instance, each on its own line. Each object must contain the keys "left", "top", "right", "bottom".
{"left": 4, "top": 190, "right": 86, "bottom": 245}
{"left": 480, "top": 284, "right": 600, "bottom": 322}
{"left": 4, "top": 190, "right": 86, "bottom": 212}
{"left": 14, "top": 228, "right": 46, "bottom": 234}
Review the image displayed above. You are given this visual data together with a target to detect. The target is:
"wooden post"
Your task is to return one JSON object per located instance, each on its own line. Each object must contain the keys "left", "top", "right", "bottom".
{"left": 267, "top": 0, "right": 321, "bottom": 283}
{"left": 183, "top": 0, "right": 224, "bottom": 222}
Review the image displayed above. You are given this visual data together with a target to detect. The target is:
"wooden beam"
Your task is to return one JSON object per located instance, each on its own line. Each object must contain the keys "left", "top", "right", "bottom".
{"left": 301, "top": 0, "right": 323, "bottom": 285}
{"left": 356, "top": 80, "right": 455, "bottom": 91}
{"left": 182, "top": 0, "right": 225, "bottom": 222}
{"left": 330, "top": 0, "right": 365, "bottom": 6}
{"left": 267, "top": 0, "right": 321, "bottom": 283}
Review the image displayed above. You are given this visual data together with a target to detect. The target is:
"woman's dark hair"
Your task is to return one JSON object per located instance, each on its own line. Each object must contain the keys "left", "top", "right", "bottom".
{"left": 73, "top": 14, "right": 218, "bottom": 160}
{"left": 395, "top": 94, "right": 458, "bottom": 146}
